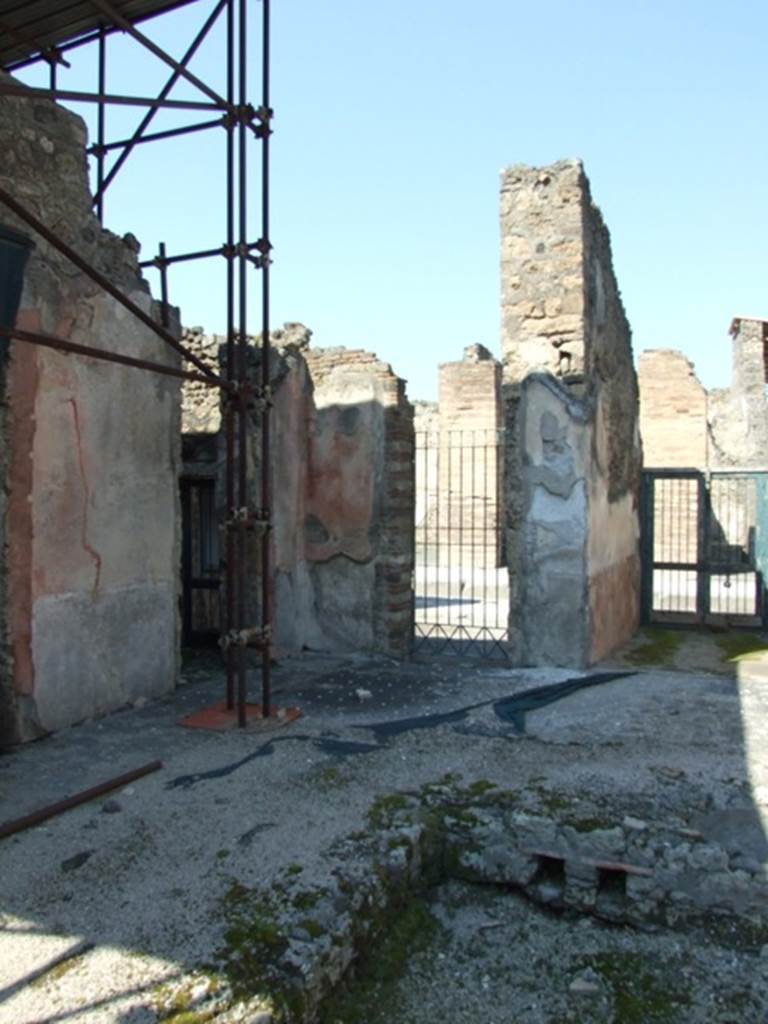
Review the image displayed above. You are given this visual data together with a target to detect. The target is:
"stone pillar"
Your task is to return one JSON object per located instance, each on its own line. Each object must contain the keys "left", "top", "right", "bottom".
{"left": 437, "top": 344, "right": 502, "bottom": 568}
{"left": 500, "top": 160, "right": 642, "bottom": 667}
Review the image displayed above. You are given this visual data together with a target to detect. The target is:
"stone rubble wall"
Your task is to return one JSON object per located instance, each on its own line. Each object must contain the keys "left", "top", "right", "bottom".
{"left": 500, "top": 160, "right": 641, "bottom": 667}
{"left": 638, "top": 321, "right": 768, "bottom": 471}
{"left": 0, "top": 75, "right": 181, "bottom": 745}
{"left": 169, "top": 781, "right": 768, "bottom": 1023}
{"left": 432, "top": 345, "right": 502, "bottom": 569}
{"left": 180, "top": 325, "right": 223, "bottom": 435}
{"left": 710, "top": 318, "right": 768, "bottom": 469}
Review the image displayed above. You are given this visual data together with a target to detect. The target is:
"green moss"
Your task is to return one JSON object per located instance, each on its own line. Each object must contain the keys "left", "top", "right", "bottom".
{"left": 215, "top": 884, "right": 287, "bottom": 1008}
{"left": 160, "top": 1012, "right": 218, "bottom": 1024}
{"left": 317, "top": 898, "right": 441, "bottom": 1024}
{"left": 624, "top": 628, "right": 684, "bottom": 667}
{"left": 299, "top": 918, "right": 325, "bottom": 939}
{"left": 529, "top": 786, "right": 574, "bottom": 815}
{"left": 715, "top": 632, "right": 768, "bottom": 663}
{"left": 152, "top": 976, "right": 224, "bottom": 1023}
{"left": 577, "top": 951, "right": 690, "bottom": 1022}
{"left": 29, "top": 955, "right": 83, "bottom": 988}
{"left": 318, "top": 765, "right": 341, "bottom": 785}
{"left": 466, "top": 779, "right": 497, "bottom": 796}
{"left": 367, "top": 793, "right": 411, "bottom": 829}
{"left": 285, "top": 863, "right": 303, "bottom": 876}
{"left": 292, "top": 889, "right": 322, "bottom": 911}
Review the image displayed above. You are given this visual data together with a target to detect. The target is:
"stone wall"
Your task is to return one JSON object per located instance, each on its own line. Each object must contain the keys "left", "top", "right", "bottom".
{"left": 710, "top": 317, "right": 768, "bottom": 468}
{"left": 435, "top": 345, "right": 502, "bottom": 568}
{"left": 231, "top": 333, "right": 415, "bottom": 659}
{"left": 500, "top": 160, "right": 641, "bottom": 667}
{"left": 181, "top": 325, "right": 222, "bottom": 436}
{"left": 639, "top": 319, "right": 768, "bottom": 470}
{"left": 0, "top": 78, "right": 181, "bottom": 745}
{"left": 304, "top": 347, "right": 414, "bottom": 657}
{"left": 637, "top": 350, "right": 708, "bottom": 468}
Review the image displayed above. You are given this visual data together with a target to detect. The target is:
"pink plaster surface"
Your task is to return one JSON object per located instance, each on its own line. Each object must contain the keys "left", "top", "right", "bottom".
{"left": 305, "top": 404, "right": 376, "bottom": 564}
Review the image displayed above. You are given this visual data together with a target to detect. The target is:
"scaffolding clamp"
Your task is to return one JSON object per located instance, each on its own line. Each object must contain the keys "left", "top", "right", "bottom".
{"left": 224, "top": 506, "right": 271, "bottom": 534}
{"left": 250, "top": 384, "right": 273, "bottom": 413}
{"left": 252, "top": 105, "right": 274, "bottom": 139}
{"left": 219, "top": 625, "right": 272, "bottom": 651}
{"left": 222, "top": 382, "right": 272, "bottom": 413}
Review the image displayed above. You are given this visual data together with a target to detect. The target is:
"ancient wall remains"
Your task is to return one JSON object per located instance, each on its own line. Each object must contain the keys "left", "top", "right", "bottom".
{"left": 0, "top": 78, "right": 181, "bottom": 746}
{"left": 639, "top": 319, "right": 768, "bottom": 470}
{"left": 500, "top": 160, "right": 641, "bottom": 666}
{"left": 637, "top": 350, "right": 708, "bottom": 468}
{"left": 436, "top": 345, "right": 502, "bottom": 568}
{"left": 225, "top": 332, "right": 414, "bottom": 658}
{"left": 709, "top": 318, "right": 768, "bottom": 468}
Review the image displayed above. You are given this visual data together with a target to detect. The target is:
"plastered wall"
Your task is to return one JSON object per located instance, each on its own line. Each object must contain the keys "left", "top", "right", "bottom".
{"left": 0, "top": 78, "right": 181, "bottom": 744}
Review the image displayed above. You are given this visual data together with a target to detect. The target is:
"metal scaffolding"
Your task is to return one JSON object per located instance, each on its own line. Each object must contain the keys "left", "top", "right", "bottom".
{"left": 0, "top": 0, "right": 273, "bottom": 726}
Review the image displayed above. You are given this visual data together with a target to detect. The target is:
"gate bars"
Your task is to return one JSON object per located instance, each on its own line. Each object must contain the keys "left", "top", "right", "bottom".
{"left": 0, "top": 0, "right": 273, "bottom": 726}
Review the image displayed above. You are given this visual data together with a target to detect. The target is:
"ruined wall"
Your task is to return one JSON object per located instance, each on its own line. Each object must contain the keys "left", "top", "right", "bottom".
{"left": 0, "top": 79, "right": 181, "bottom": 744}
{"left": 236, "top": 333, "right": 414, "bottom": 658}
{"left": 501, "top": 160, "right": 641, "bottom": 667}
{"left": 436, "top": 345, "right": 502, "bottom": 568}
{"left": 639, "top": 320, "right": 768, "bottom": 471}
{"left": 637, "top": 350, "right": 708, "bottom": 468}
{"left": 414, "top": 399, "right": 439, "bottom": 546}
{"left": 181, "top": 326, "right": 222, "bottom": 437}
{"left": 304, "top": 347, "right": 414, "bottom": 656}
{"left": 709, "top": 318, "right": 768, "bottom": 468}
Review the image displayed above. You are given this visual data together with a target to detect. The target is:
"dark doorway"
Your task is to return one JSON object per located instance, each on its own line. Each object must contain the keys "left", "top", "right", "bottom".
{"left": 180, "top": 476, "right": 220, "bottom": 646}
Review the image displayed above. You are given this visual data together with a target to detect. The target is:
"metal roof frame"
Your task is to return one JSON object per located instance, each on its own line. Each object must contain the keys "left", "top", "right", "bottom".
{"left": 0, "top": 0, "right": 203, "bottom": 70}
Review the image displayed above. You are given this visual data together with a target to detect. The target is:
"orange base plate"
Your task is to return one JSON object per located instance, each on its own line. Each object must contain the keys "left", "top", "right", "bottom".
{"left": 178, "top": 700, "right": 302, "bottom": 731}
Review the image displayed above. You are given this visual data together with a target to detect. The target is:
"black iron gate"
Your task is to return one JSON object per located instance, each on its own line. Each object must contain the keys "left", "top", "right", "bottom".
{"left": 641, "top": 469, "right": 768, "bottom": 627}
{"left": 414, "top": 427, "right": 508, "bottom": 657}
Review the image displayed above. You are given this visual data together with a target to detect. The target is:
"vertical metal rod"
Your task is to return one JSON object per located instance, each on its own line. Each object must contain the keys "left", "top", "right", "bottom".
{"left": 448, "top": 430, "right": 454, "bottom": 638}
{"left": 224, "top": 0, "right": 236, "bottom": 711}
{"left": 460, "top": 423, "right": 466, "bottom": 630}
{"left": 495, "top": 429, "right": 501, "bottom": 627}
{"left": 158, "top": 242, "right": 169, "bottom": 327}
{"left": 96, "top": 26, "right": 106, "bottom": 224}
{"left": 49, "top": 59, "right": 56, "bottom": 91}
{"left": 482, "top": 430, "right": 488, "bottom": 629}
{"left": 260, "top": 0, "right": 273, "bottom": 717}
{"left": 236, "top": 0, "right": 249, "bottom": 727}
{"left": 435, "top": 431, "right": 441, "bottom": 633}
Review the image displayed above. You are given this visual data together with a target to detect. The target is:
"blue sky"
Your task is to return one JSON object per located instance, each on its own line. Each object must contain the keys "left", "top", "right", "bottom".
{"left": 16, "top": 0, "right": 768, "bottom": 400}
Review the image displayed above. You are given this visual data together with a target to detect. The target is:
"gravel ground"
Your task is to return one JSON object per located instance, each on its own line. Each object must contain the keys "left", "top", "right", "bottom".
{"left": 1, "top": 643, "right": 767, "bottom": 1023}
